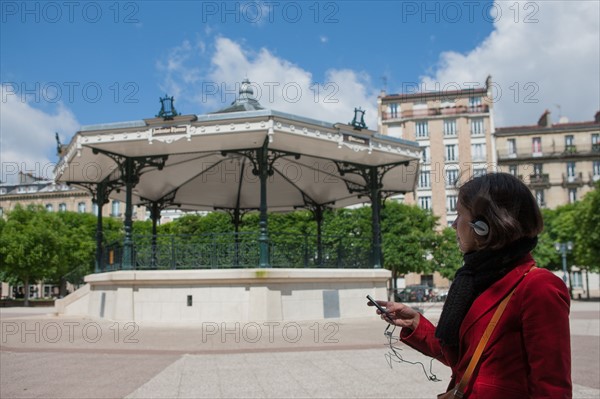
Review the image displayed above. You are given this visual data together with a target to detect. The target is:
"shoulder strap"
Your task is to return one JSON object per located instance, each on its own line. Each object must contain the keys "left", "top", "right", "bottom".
{"left": 451, "top": 266, "right": 537, "bottom": 398}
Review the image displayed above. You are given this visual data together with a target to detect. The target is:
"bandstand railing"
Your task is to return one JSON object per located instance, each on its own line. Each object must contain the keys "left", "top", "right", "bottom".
{"left": 101, "top": 232, "right": 372, "bottom": 271}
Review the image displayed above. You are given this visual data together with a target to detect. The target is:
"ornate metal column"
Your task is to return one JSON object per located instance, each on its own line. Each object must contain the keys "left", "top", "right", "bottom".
{"left": 256, "top": 139, "right": 271, "bottom": 267}
{"left": 122, "top": 157, "right": 135, "bottom": 270}
{"left": 307, "top": 203, "right": 327, "bottom": 267}
{"left": 336, "top": 161, "right": 406, "bottom": 269}
{"left": 369, "top": 166, "right": 383, "bottom": 269}
{"left": 69, "top": 178, "right": 121, "bottom": 273}
{"left": 140, "top": 191, "right": 177, "bottom": 269}
{"left": 91, "top": 148, "right": 168, "bottom": 270}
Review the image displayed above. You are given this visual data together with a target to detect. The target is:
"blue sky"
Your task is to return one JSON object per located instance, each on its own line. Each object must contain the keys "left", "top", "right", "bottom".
{"left": 1, "top": 1, "right": 599, "bottom": 182}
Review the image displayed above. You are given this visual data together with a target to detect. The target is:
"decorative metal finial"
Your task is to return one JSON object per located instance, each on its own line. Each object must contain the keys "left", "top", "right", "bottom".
{"left": 350, "top": 107, "right": 367, "bottom": 130}
{"left": 55, "top": 132, "right": 64, "bottom": 156}
{"left": 156, "top": 94, "right": 180, "bottom": 120}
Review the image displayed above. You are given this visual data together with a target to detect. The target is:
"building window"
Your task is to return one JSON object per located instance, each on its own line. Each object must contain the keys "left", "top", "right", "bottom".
{"left": 27, "top": 186, "right": 37, "bottom": 193}
{"left": 111, "top": 200, "right": 121, "bottom": 217}
{"left": 58, "top": 203, "right": 67, "bottom": 212}
{"left": 421, "top": 145, "right": 431, "bottom": 163}
{"left": 471, "top": 118, "right": 484, "bottom": 135}
{"left": 419, "top": 171, "right": 431, "bottom": 189}
{"left": 446, "top": 169, "right": 459, "bottom": 187}
{"left": 471, "top": 143, "right": 486, "bottom": 161}
{"left": 508, "top": 139, "right": 517, "bottom": 157}
{"left": 572, "top": 271, "right": 583, "bottom": 288}
{"left": 445, "top": 144, "right": 458, "bottom": 161}
{"left": 533, "top": 163, "right": 543, "bottom": 176}
{"left": 535, "top": 190, "right": 545, "bottom": 207}
{"left": 565, "top": 135, "right": 576, "bottom": 153}
{"left": 389, "top": 103, "right": 399, "bottom": 119}
{"left": 418, "top": 196, "right": 432, "bottom": 210}
{"left": 447, "top": 195, "right": 458, "bottom": 213}
{"left": 532, "top": 137, "right": 542, "bottom": 156}
{"left": 568, "top": 188, "right": 577, "bottom": 203}
{"left": 469, "top": 96, "right": 482, "bottom": 107}
{"left": 566, "top": 162, "right": 576, "bottom": 181}
{"left": 0, "top": 207, "right": 3, "bottom": 217}
{"left": 78, "top": 202, "right": 86, "bottom": 213}
{"left": 593, "top": 161, "right": 600, "bottom": 181}
{"left": 46, "top": 204, "right": 53, "bottom": 212}
{"left": 443, "top": 119, "right": 457, "bottom": 136}
{"left": 0, "top": 188, "right": 6, "bottom": 195}
{"left": 17, "top": 186, "right": 26, "bottom": 194}
{"left": 416, "top": 121, "right": 429, "bottom": 138}
{"left": 508, "top": 165, "right": 518, "bottom": 176}
{"left": 93, "top": 203, "right": 99, "bottom": 216}
{"left": 592, "top": 133, "right": 599, "bottom": 152}
{"left": 473, "top": 167, "right": 487, "bottom": 178}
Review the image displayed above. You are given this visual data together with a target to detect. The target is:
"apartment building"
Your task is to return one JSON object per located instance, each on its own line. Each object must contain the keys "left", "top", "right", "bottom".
{"left": 495, "top": 110, "right": 600, "bottom": 208}
{"left": 0, "top": 171, "right": 146, "bottom": 220}
{"left": 378, "top": 76, "right": 495, "bottom": 227}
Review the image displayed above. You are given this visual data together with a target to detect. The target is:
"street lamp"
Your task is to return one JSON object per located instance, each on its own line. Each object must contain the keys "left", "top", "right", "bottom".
{"left": 554, "top": 241, "right": 573, "bottom": 287}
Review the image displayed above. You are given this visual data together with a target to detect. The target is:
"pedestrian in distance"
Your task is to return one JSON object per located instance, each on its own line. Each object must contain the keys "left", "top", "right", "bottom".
{"left": 369, "top": 172, "right": 572, "bottom": 398}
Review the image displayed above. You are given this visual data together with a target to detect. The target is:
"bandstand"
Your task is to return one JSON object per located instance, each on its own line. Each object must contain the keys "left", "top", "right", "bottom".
{"left": 54, "top": 80, "right": 421, "bottom": 322}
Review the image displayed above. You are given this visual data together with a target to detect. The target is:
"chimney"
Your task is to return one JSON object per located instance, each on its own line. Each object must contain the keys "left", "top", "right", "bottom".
{"left": 537, "top": 109, "right": 552, "bottom": 128}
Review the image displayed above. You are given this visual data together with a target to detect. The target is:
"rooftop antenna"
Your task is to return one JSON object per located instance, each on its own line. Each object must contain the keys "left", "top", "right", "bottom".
{"left": 554, "top": 104, "right": 562, "bottom": 119}
{"left": 381, "top": 75, "right": 388, "bottom": 92}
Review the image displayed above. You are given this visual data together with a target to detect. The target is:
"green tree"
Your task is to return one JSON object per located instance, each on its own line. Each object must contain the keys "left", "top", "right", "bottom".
{"left": 573, "top": 182, "right": 600, "bottom": 272}
{"left": 0, "top": 205, "right": 62, "bottom": 305}
{"left": 54, "top": 212, "right": 97, "bottom": 295}
{"left": 431, "top": 227, "right": 463, "bottom": 280}
{"left": 380, "top": 201, "right": 438, "bottom": 290}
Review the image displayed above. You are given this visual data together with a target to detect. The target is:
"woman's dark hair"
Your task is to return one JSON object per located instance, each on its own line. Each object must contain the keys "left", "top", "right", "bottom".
{"left": 458, "top": 172, "right": 543, "bottom": 250}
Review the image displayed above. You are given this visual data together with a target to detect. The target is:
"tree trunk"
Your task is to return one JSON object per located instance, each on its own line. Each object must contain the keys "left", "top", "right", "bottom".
{"left": 586, "top": 269, "right": 590, "bottom": 300}
{"left": 59, "top": 276, "right": 67, "bottom": 298}
{"left": 24, "top": 276, "right": 29, "bottom": 307}
{"left": 391, "top": 269, "right": 398, "bottom": 301}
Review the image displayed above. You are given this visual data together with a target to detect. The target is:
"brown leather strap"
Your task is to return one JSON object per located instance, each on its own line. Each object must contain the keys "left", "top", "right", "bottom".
{"left": 452, "top": 266, "right": 536, "bottom": 398}
{"left": 451, "top": 288, "right": 516, "bottom": 397}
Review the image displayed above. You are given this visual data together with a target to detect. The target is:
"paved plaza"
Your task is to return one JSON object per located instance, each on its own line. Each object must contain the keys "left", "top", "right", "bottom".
{"left": 1, "top": 301, "right": 598, "bottom": 398}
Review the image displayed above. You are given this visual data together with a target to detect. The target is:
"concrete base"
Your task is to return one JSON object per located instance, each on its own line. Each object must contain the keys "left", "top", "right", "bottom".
{"left": 55, "top": 269, "right": 391, "bottom": 323}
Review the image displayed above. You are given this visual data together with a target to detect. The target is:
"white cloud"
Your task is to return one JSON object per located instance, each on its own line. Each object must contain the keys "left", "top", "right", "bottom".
{"left": 0, "top": 85, "right": 79, "bottom": 183}
{"left": 164, "top": 37, "right": 379, "bottom": 128}
{"left": 421, "top": 1, "right": 600, "bottom": 126}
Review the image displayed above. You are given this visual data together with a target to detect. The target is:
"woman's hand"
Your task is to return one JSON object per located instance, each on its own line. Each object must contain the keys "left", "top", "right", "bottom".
{"left": 367, "top": 299, "right": 421, "bottom": 331}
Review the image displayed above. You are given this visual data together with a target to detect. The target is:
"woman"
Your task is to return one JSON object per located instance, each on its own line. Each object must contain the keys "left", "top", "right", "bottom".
{"left": 370, "top": 173, "right": 571, "bottom": 398}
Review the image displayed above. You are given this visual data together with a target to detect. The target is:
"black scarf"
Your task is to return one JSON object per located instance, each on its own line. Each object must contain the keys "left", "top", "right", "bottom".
{"left": 435, "top": 236, "right": 538, "bottom": 348}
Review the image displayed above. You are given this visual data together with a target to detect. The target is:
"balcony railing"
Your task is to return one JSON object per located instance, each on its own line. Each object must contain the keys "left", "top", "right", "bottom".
{"left": 497, "top": 144, "right": 600, "bottom": 160}
{"left": 564, "top": 145, "right": 577, "bottom": 154}
{"left": 562, "top": 172, "right": 584, "bottom": 187}
{"left": 529, "top": 173, "right": 551, "bottom": 188}
{"left": 382, "top": 104, "right": 489, "bottom": 120}
{"left": 101, "top": 232, "right": 372, "bottom": 272}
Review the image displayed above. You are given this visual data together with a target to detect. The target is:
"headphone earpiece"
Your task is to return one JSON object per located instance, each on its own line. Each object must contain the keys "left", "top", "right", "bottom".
{"left": 470, "top": 220, "right": 489, "bottom": 236}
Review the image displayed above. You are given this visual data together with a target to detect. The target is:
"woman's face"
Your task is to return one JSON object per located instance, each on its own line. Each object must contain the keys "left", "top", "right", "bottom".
{"left": 452, "top": 200, "right": 478, "bottom": 253}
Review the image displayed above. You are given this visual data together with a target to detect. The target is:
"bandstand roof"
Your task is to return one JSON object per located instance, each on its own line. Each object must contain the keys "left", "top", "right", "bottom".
{"left": 54, "top": 99, "right": 421, "bottom": 213}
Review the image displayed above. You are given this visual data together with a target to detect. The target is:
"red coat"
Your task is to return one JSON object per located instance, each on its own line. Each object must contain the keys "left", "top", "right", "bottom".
{"left": 401, "top": 254, "right": 572, "bottom": 398}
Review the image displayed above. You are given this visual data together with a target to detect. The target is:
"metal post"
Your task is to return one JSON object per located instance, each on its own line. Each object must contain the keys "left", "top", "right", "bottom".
{"left": 370, "top": 167, "right": 383, "bottom": 269}
{"left": 561, "top": 248, "right": 568, "bottom": 284}
{"left": 257, "top": 142, "right": 270, "bottom": 268}
{"left": 122, "top": 158, "right": 134, "bottom": 270}
{"left": 555, "top": 241, "right": 573, "bottom": 295}
{"left": 315, "top": 205, "right": 324, "bottom": 267}
{"left": 150, "top": 202, "right": 159, "bottom": 269}
{"left": 94, "top": 183, "right": 105, "bottom": 273}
